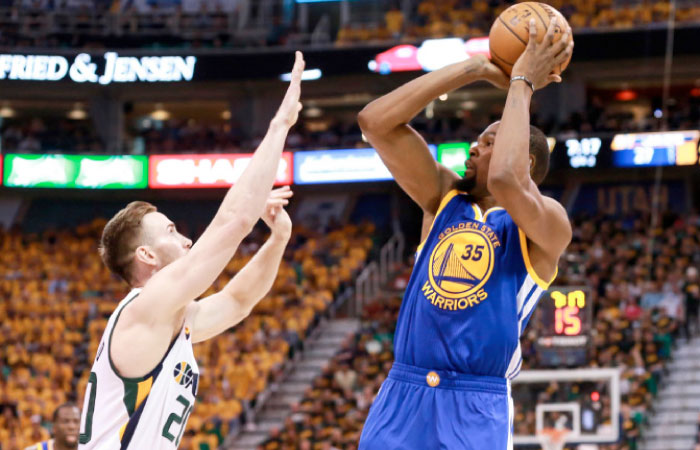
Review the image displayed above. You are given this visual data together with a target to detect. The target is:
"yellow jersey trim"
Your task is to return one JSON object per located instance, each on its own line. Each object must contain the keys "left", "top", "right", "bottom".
{"left": 119, "top": 377, "right": 152, "bottom": 441}
{"left": 135, "top": 377, "right": 153, "bottom": 410}
{"left": 416, "top": 190, "right": 462, "bottom": 254}
{"left": 518, "top": 228, "right": 557, "bottom": 289}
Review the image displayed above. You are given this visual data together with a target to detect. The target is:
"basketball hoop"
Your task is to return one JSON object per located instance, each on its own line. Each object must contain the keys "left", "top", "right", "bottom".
{"left": 537, "top": 428, "right": 569, "bottom": 450}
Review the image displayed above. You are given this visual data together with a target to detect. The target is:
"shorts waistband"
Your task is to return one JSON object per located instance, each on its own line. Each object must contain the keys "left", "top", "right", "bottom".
{"left": 388, "top": 362, "right": 508, "bottom": 394}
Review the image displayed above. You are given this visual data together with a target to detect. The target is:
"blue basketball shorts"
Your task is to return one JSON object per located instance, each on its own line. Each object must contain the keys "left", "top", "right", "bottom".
{"left": 359, "top": 362, "right": 513, "bottom": 450}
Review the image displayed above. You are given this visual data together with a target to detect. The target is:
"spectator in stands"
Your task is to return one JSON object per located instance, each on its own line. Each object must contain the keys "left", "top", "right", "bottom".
{"left": 333, "top": 362, "right": 357, "bottom": 392}
{"left": 384, "top": 5, "right": 404, "bottom": 39}
{"left": 685, "top": 267, "right": 700, "bottom": 337}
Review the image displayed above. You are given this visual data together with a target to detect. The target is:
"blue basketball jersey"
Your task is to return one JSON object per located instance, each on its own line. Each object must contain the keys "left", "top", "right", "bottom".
{"left": 394, "top": 189, "right": 556, "bottom": 379}
{"left": 26, "top": 440, "right": 54, "bottom": 450}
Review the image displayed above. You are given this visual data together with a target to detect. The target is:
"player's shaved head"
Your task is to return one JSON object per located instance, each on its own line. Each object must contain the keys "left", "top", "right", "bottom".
{"left": 528, "top": 125, "right": 550, "bottom": 185}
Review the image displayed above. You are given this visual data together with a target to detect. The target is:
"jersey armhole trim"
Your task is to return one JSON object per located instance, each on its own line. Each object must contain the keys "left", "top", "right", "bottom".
{"left": 518, "top": 228, "right": 557, "bottom": 289}
{"left": 482, "top": 206, "right": 505, "bottom": 221}
{"left": 416, "top": 189, "right": 464, "bottom": 254}
{"left": 108, "top": 293, "right": 181, "bottom": 383}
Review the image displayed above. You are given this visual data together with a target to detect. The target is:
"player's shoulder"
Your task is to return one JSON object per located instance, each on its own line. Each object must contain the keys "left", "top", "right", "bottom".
{"left": 110, "top": 288, "right": 144, "bottom": 317}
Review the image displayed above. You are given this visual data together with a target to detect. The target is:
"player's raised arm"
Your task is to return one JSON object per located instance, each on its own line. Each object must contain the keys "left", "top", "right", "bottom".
{"left": 358, "top": 55, "right": 508, "bottom": 214}
{"left": 137, "top": 51, "right": 304, "bottom": 314}
{"left": 110, "top": 52, "right": 304, "bottom": 378}
{"left": 186, "top": 187, "right": 293, "bottom": 343}
{"left": 488, "top": 20, "right": 573, "bottom": 263}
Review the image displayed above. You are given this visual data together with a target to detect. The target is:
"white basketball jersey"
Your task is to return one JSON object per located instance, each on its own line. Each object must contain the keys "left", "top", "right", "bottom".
{"left": 79, "top": 289, "right": 199, "bottom": 449}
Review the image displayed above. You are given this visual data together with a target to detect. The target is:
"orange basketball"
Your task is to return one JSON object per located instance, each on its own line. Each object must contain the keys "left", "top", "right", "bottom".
{"left": 488, "top": 2, "right": 573, "bottom": 76}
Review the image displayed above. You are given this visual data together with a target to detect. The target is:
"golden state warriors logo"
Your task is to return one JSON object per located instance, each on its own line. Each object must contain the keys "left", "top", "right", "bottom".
{"left": 426, "top": 371, "right": 440, "bottom": 387}
{"left": 422, "top": 222, "right": 501, "bottom": 311}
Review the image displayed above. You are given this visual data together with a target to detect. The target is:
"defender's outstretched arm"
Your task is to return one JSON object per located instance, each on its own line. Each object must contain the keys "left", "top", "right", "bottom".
{"left": 137, "top": 52, "right": 304, "bottom": 317}
{"left": 188, "top": 187, "right": 294, "bottom": 343}
{"left": 112, "top": 53, "right": 304, "bottom": 378}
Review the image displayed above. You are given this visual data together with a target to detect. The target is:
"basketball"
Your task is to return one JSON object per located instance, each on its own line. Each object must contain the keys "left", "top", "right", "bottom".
{"left": 489, "top": 2, "right": 574, "bottom": 76}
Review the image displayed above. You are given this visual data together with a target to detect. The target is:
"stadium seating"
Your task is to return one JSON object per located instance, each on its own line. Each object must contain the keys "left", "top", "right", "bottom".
{"left": 0, "top": 117, "right": 102, "bottom": 154}
{"left": 337, "top": 0, "right": 700, "bottom": 45}
{"left": 0, "top": 218, "right": 376, "bottom": 449}
{"left": 258, "top": 295, "right": 402, "bottom": 450}
{"left": 2, "top": 0, "right": 699, "bottom": 51}
{"left": 258, "top": 211, "right": 700, "bottom": 449}
{"left": 3, "top": 98, "right": 699, "bottom": 155}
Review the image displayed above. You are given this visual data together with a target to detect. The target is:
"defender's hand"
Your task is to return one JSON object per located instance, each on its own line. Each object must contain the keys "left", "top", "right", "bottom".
{"left": 471, "top": 54, "right": 509, "bottom": 90}
{"left": 511, "top": 18, "right": 573, "bottom": 90}
{"left": 262, "top": 186, "right": 293, "bottom": 237}
{"left": 272, "top": 51, "right": 305, "bottom": 129}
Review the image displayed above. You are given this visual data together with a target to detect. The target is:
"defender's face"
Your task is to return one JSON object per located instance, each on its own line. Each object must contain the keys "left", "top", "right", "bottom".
{"left": 462, "top": 121, "right": 499, "bottom": 193}
{"left": 140, "top": 212, "right": 192, "bottom": 269}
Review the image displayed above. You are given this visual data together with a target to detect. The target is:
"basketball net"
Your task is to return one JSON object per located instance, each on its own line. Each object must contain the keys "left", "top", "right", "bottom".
{"left": 537, "top": 428, "right": 569, "bottom": 450}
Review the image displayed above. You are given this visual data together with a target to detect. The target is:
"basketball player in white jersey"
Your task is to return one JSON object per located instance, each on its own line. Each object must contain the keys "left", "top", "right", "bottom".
{"left": 78, "top": 52, "right": 305, "bottom": 449}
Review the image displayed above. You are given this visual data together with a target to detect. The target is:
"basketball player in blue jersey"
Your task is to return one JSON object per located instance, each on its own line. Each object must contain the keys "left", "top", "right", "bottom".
{"left": 25, "top": 403, "right": 80, "bottom": 450}
{"left": 357, "top": 19, "right": 573, "bottom": 449}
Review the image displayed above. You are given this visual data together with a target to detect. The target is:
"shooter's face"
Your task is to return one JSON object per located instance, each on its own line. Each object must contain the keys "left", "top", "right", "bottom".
{"left": 458, "top": 121, "right": 499, "bottom": 194}
{"left": 139, "top": 212, "right": 192, "bottom": 270}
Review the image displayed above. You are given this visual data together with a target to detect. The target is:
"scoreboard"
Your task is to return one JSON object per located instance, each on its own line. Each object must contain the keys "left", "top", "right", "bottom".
{"left": 547, "top": 130, "right": 700, "bottom": 170}
{"left": 535, "top": 286, "right": 593, "bottom": 367}
{"left": 611, "top": 130, "right": 700, "bottom": 167}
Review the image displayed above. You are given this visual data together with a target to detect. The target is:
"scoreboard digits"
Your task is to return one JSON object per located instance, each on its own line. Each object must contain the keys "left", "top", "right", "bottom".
{"left": 535, "top": 286, "right": 593, "bottom": 367}
{"left": 551, "top": 289, "right": 586, "bottom": 336}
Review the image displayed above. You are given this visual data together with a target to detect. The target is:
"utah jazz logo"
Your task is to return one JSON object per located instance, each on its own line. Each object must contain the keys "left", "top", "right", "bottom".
{"left": 423, "top": 224, "right": 497, "bottom": 310}
{"left": 173, "top": 361, "right": 195, "bottom": 389}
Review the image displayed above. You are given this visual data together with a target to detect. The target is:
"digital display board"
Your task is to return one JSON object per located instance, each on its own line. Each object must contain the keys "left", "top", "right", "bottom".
{"left": 611, "top": 130, "right": 699, "bottom": 167}
{"left": 149, "top": 152, "right": 293, "bottom": 189}
{"left": 3, "top": 154, "right": 148, "bottom": 189}
{"left": 534, "top": 286, "right": 593, "bottom": 367}
{"left": 565, "top": 137, "right": 602, "bottom": 168}
{"left": 293, "top": 146, "right": 437, "bottom": 184}
{"left": 437, "top": 142, "right": 470, "bottom": 176}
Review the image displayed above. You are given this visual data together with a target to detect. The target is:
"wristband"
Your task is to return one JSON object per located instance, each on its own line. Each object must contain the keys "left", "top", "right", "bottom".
{"left": 510, "top": 76, "right": 535, "bottom": 93}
